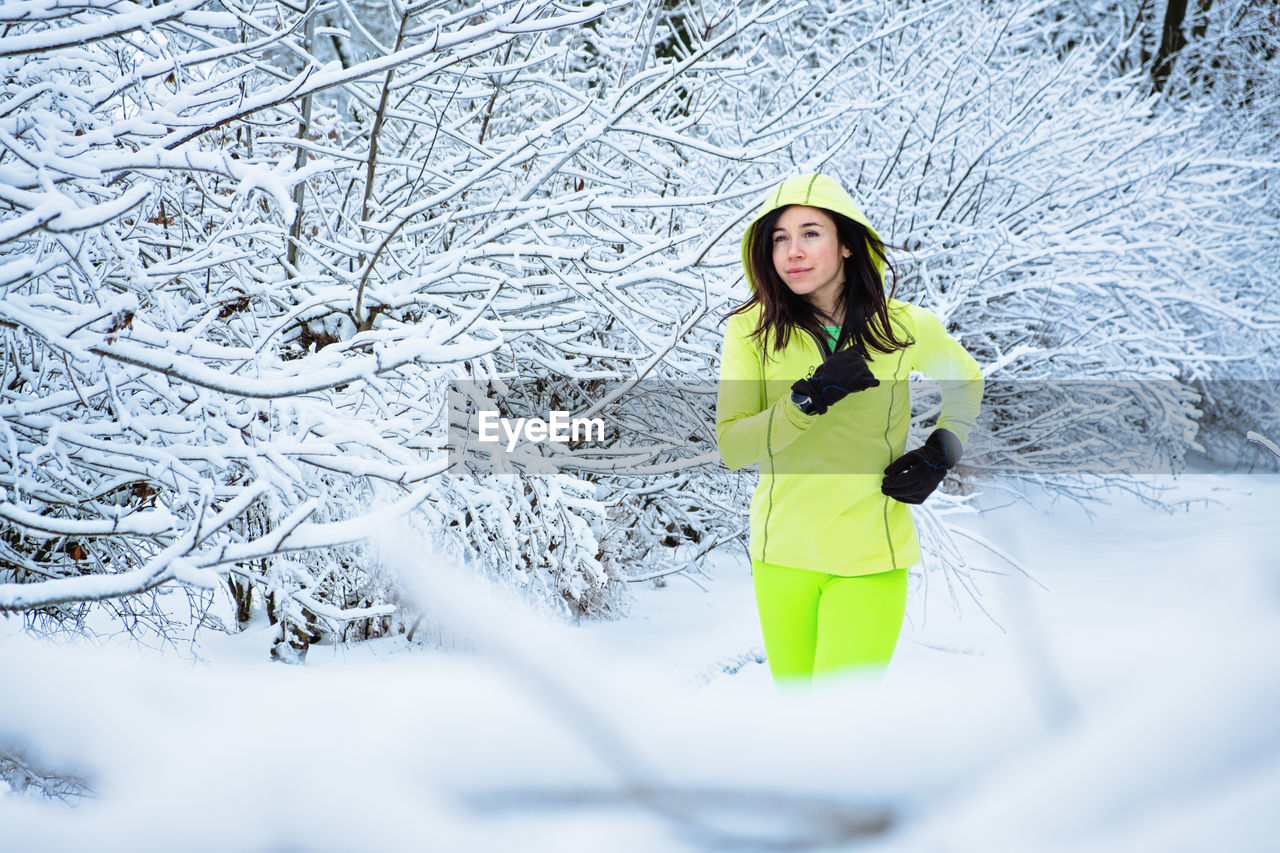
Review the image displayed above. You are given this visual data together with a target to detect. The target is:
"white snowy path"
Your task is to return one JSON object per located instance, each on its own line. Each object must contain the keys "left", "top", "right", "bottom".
{"left": 1, "top": 471, "right": 1277, "bottom": 852}
{"left": 585, "top": 468, "right": 1279, "bottom": 697}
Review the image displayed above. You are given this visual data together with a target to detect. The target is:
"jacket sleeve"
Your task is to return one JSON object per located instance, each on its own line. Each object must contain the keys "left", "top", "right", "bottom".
{"left": 909, "top": 306, "right": 984, "bottom": 444}
{"left": 715, "top": 313, "right": 819, "bottom": 470}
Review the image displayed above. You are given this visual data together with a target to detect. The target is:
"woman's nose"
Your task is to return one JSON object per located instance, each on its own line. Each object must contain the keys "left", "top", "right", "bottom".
{"left": 787, "top": 241, "right": 804, "bottom": 259}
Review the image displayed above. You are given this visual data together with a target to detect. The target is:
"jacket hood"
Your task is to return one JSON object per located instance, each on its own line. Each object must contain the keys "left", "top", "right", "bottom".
{"left": 739, "top": 173, "right": 885, "bottom": 293}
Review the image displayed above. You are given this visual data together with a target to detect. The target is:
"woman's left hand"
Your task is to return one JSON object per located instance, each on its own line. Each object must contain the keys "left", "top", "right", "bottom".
{"left": 881, "top": 429, "right": 962, "bottom": 504}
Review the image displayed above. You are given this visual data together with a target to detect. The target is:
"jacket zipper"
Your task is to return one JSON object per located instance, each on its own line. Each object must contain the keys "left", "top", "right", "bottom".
{"left": 806, "top": 327, "right": 832, "bottom": 362}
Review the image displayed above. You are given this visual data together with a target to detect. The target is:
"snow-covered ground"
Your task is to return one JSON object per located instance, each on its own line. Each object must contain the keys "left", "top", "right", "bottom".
{"left": 2, "top": 469, "right": 1278, "bottom": 852}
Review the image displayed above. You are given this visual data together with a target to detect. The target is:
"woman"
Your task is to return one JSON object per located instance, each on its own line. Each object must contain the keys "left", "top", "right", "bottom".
{"left": 715, "top": 173, "right": 984, "bottom": 686}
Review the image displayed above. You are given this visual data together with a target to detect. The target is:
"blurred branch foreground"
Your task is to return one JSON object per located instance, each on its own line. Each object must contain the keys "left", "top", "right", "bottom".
{"left": 3, "top": 507, "right": 1279, "bottom": 850}
{"left": 1, "top": 0, "right": 1278, "bottom": 654}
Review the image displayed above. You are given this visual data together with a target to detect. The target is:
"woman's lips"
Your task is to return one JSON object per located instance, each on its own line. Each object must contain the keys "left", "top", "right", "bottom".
{"left": 785, "top": 267, "right": 811, "bottom": 275}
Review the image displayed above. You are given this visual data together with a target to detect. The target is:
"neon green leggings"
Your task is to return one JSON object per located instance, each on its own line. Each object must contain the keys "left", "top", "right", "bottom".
{"left": 752, "top": 559, "right": 908, "bottom": 684}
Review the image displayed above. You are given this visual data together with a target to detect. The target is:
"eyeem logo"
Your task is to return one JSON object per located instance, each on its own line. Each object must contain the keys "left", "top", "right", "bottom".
{"left": 477, "top": 410, "right": 606, "bottom": 452}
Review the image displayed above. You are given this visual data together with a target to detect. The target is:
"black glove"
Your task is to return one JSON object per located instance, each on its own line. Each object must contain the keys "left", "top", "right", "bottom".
{"left": 790, "top": 348, "right": 879, "bottom": 415}
{"left": 881, "top": 428, "right": 963, "bottom": 504}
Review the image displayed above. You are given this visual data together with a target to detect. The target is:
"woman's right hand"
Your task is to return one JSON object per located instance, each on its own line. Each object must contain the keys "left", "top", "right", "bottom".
{"left": 790, "top": 349, "right": 879, "bottom": 415}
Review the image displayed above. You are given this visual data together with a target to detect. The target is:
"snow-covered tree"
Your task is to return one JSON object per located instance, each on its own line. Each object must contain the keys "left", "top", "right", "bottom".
{"left": 2, "top": 0, "right": 1276, "bottom": 652}
{"left": 0, "top": 0, "right": 649, "bottom": 650}
{"left": 0, "top": 0, "right": 835, "bottom": 646}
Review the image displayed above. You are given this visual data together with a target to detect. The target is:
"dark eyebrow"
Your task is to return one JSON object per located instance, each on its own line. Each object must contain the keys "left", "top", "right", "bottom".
{"left": 771, "top": 222, "right": 826, "bottom": 233}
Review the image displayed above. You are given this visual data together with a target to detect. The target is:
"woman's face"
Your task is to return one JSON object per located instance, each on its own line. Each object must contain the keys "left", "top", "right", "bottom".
{"left": 769, "top": 205, "right": 851, "bottom": 316}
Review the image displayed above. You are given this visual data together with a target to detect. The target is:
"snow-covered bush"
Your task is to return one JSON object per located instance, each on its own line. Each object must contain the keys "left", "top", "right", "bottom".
{"left": 0, "top": 0, "right": 833, "bottom": 641}
{"left": 0, "top": 0, "right": 657, "bottom": 645}
{"left": 710, "top": 0, "right": 1280, "bottom": 486}
{"left": 2, "top": 0, "right": 1276, "bottom": 648}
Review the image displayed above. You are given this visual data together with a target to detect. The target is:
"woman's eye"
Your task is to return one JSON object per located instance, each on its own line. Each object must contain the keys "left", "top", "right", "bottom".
{"left": 803, "top": 230, "right": 819, "bottom": 238}
{"left": 773, "top": 235, "right": 788, "bottom": 244}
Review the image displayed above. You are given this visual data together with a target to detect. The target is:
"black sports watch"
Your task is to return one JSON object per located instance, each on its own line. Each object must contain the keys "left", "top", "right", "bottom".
{"left": 791, "top": 389, "right": 820, "bottom": 415}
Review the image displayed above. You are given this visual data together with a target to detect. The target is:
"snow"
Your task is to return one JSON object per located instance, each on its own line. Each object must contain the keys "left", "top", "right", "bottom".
{"left": 1, "top": 0, "right": 1277, "bottom": 847}
{"left": 84, "top": 329, "right": 499, "bottom": 400}
{"left": 2, "top": 469, "right": 1277, "bottom": 851}
{"left": 0, "top": 1, "right": 204, "bottom": 58}
{"left": 0, "top": 501, "right": 177, "bottom": 538}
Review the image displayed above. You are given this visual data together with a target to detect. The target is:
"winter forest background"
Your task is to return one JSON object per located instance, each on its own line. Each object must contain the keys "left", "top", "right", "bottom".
{"left": 1, "top": 0, "right": 1278, "bottom": 850}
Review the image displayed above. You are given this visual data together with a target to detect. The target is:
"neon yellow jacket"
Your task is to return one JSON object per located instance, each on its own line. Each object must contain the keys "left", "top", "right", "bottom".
{"left": 716, "top": 174, "right": 984, "bottom": 576}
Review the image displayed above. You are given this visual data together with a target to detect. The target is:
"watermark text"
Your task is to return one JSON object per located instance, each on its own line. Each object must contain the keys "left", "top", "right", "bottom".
{"left": 477, "top": 410, "right": 606, "bottom": 452}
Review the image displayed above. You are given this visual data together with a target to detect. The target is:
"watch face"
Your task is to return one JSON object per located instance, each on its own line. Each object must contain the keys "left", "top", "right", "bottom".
{"left": 790, "top": 390, "right": 816, "bottom": 414}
